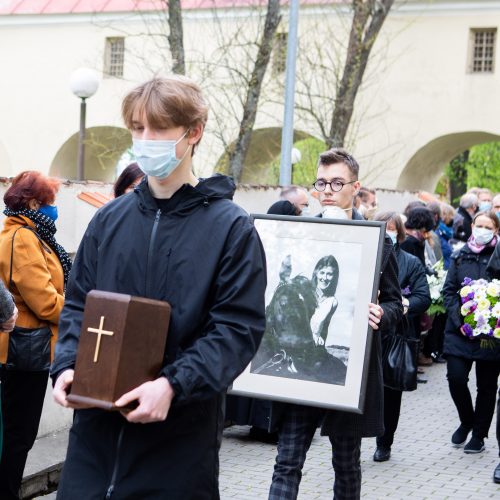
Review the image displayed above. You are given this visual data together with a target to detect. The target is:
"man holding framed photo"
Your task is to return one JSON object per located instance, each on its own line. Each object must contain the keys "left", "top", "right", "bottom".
{"left": 268, "top": 148, "right": 403, "bottom": 500}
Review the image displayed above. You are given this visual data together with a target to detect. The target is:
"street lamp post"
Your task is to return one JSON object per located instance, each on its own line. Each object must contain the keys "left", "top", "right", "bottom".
{"left": 279, "top": 0, "right": 300, "bottom": 186}
{"left": 69, "top": 68, "right": 100, "bottom": 181}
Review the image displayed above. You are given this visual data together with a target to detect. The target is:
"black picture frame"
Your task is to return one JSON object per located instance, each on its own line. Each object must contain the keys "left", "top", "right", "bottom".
{"left": 229, "top": 214, "right": 386, "bottom": 413}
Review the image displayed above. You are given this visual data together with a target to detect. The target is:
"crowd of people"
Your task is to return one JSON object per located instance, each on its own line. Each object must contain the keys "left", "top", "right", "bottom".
{"left": 0, "top": 74, "right": 498, "bottom": 499}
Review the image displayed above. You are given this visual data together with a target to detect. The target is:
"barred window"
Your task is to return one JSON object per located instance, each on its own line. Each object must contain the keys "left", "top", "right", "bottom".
{"left": 469, "top": 29, "right": 496, "bottom": 73}
{"left": 104, "top": 37, "right": 125, "bottom": 78}
{"left": 272, "top": 32, "right": 288, "bottom": 76}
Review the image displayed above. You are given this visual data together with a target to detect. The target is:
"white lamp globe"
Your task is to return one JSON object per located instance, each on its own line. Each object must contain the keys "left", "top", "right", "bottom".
{"left": 69, "top": 68, "right": 100, "bottom": 99}
{"left": 291, "top": 147, "right": 302, "bottom": 165}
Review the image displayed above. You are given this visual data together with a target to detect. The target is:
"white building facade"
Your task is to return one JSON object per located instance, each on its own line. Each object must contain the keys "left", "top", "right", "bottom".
{"left": 0, "top": 0, "right": 500, "bottom": 191}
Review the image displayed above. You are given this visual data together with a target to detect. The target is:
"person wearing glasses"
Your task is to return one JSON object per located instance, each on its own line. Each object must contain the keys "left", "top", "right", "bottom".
{"left": 268, "top": 148, "right": 402, "bottom": 500}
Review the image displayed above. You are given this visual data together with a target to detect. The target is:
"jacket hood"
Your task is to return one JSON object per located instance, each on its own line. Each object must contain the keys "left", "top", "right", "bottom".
{"left": 135, "top": 174, "right": 236, "bottom": 215}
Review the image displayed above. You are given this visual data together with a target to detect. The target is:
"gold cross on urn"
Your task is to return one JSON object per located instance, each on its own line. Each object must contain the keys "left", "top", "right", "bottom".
{"left": 87, "top": 316, "right": 114, "bottom": 363}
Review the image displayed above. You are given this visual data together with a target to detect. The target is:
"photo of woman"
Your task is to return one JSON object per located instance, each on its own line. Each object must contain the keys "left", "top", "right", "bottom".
{"left": 310, "top": 255, "right": 339, "bottom": 346}
{"left": 251, "top": 254, "right": 347, "bottom": 385}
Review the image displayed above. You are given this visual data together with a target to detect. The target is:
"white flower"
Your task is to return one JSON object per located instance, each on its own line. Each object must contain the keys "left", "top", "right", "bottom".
{"left": 486, "top": 283, "right": 500, "bottom": 298}
{"left": 474, "top": 309, "right": 491, "bottom": 322}
{"left": 461, "top": 301, "right": 475, "bottom": 316}
{"left": 492, "top": 303, "right": 500, "bottom": 319}
{"left": 476, "top": 298, "right": 491, "bottom": 311}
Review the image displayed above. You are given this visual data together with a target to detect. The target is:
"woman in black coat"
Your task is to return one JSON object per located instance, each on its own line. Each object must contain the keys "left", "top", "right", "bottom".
{"left": 371, "top": 212, "right": 431, "bottom": 462}
{"left": 443, "top": 211, "right": 500, "bottom": 455}
{"left": 400, "top": 207, "right": 435, "bottom": 270}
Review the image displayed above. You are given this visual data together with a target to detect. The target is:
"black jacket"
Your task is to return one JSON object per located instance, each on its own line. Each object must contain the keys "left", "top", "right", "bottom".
{"left": 394, "top": 246, "right": 431, "bottom": 339}
{"left": 453, "top": 206, "right": 473, "bottom": 242}
{"left": 321, "top": 215, "right": 403, "bottom": 438}
{"left": 486, "top": 242, "right": 500, "bottom": 279}
{"left": 51, "top": 175, "right": 267, "bottom": 498}
{"left": 443, "top": 244, "right": 500, "bottom": 362}
{"left": 400, "top": 235, "right": 426, "bottom": 268}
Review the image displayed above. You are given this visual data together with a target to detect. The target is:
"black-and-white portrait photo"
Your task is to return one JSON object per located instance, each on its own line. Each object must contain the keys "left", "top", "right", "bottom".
{"left": 231, "top": 216, "right": 385, "bottom": 412}
{"left": 251, "top": 233, "right": 362, "bottom": 386}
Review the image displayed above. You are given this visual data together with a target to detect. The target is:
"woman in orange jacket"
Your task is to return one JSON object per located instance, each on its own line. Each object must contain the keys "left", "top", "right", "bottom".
{"left": 0, "top": 171, "right": 71, "bottom": 499}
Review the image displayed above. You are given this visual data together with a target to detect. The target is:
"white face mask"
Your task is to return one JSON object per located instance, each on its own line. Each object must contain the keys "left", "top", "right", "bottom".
{"left": 386, "top": 230, "right": 398, "bottom": 245}
{"left": 472, "top": 227, "right": 495, "bottom": 245}
{"left": 322, "top": 206, "right": 348, "bottom": 220}
{"left": 300, "top": 206, "right": 311, "bottom": 216}
{"left": 132, "top": 129, "right": 190, "bottom": 179}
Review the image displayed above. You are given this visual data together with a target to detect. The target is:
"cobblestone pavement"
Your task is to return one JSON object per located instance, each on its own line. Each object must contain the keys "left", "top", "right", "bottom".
{"left": 219, "top": 362, "right": 500, "bottom": 499}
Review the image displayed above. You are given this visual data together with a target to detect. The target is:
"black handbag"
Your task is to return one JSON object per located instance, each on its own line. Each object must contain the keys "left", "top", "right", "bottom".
{"left": 5, "top": 226, "right": 52, "bottom": 372}
{"left": 382, "top": 316, "right": 419, "bottom": 392}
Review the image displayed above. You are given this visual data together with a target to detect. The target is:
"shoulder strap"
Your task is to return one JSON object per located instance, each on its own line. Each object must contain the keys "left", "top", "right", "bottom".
{"left": 9, "top": 226, "right": 52, "bottom": 291}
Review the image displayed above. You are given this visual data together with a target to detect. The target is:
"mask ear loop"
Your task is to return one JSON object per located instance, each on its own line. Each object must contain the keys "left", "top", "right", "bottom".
{"left": 175, "top": 128, "right": 192, "bottom": 163}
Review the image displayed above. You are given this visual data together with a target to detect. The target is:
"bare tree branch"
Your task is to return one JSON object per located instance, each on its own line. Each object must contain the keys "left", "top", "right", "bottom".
{"left": 166, "top": 0, "right": 185, "bottom": 74}
{"left": 227, "top": 0, "right": 281, "bottom": 182}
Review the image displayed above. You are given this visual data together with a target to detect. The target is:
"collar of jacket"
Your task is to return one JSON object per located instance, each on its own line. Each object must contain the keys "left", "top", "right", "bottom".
{"left": 134, "top": 174, "right": 236, "bottom": 215}
{"left": 458, "top": 206, "right": 473, "bottom": 221}
{"left": 4, "top": 214, "right": 36, "bottom": 230}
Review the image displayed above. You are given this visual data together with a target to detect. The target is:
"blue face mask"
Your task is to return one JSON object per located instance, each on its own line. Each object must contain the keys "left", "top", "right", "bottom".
{"left": 38, "top": 205, "right": 58, "bottom": 221}
{"left": 497, "top": 211, "right": 500, "bottom": 222}
{"left": 479, "top": 201, "right": 492, "bottom": 212}
{"left": 132, "top": 130, "right": 190, "bottom": 179}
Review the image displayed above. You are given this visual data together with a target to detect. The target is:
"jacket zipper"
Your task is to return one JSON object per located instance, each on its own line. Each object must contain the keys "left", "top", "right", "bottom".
{"left": 105, "top": 424, "right": 125, "bottom": 499}
{"left": 145, "top": 209, "right": 161, "bottom": 296}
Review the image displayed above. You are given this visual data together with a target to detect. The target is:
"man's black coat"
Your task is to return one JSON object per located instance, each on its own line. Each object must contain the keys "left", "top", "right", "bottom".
{"left": 51, "top": 175, "right": 267, "bottom": 499}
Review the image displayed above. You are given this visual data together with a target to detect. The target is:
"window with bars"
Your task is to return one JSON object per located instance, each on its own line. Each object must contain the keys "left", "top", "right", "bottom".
{"left": 469, "top": 29, "right": 496, "bottom": 73}
{"left": 104, "top": 37, "right": 125, "bottom": 78}
{"left": 272, "top": 32, "right": 288, "bottom": 76}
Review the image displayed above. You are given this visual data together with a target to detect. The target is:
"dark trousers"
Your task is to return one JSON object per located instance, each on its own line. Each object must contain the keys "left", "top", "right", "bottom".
{"left": 268, "top": 404, "right": 362, "bottom": 500}
{"left": 497, "top": 389, "right": 500, "bottom": 457}
{"left": 0, "top": 368, "right": 48, "bottom": 500}
{"left": 423, "top": 313, "right": 446, "bottom": 356}
{"left": 446, "top": 355, "right": 500, "bottom": 439}
{"left": 376, "top": 387, "right": 403, "bottom": 448}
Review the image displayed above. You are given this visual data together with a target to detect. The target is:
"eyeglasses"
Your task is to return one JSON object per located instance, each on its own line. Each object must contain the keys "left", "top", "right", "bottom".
{"left": 312, "top": 179, "right": 356, "bottom": 192}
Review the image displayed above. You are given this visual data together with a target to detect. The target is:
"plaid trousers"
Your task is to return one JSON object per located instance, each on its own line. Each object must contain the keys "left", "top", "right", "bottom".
{"left": 268, "top": 404, "right": 362, "bottom": 500}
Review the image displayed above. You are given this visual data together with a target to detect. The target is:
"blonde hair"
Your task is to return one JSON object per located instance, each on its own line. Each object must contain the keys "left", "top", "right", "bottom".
{"left": 122, "top": 76, "right": 209, "bottom": 149}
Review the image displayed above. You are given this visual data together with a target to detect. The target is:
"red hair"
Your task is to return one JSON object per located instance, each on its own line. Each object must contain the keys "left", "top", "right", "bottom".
{"left": 4, "top": 171, "right": 60, "bottom": 211}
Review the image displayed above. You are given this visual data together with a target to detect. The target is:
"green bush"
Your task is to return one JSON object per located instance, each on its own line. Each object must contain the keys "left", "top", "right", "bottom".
{"left": 267, "top": 137, "right": 327, "bottom": 185}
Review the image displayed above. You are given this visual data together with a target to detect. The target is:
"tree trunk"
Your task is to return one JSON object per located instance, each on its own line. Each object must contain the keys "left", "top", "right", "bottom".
{"left": 167, "top": 0, "right": 185, "bottom": 75}
{"left": 327, "top": 0, "right": 394, "bottom": 148}
{"left": 448, "top": 150, "right": 469, "bottom": 204}
{"left": 228, "top": 0, "right": 281, "bottom": 183}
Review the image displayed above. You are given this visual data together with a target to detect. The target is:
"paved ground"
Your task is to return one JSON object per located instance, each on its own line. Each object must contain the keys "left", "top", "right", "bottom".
{"left": 32, "top": 362, "right": 499, "bottom": 499}
{"left": 219, "top": 362, "right": 500, "bottom": 499}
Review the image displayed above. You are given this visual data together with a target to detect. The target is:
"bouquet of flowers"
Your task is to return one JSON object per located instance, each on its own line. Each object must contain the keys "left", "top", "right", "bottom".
{"left": 459, "top": 277, "right": 500, "bottom": 347}
{"left": 427, "top": 260, "right": 447, "bottom": 315}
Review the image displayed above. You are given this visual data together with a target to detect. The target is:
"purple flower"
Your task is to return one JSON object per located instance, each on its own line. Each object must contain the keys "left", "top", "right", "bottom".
{"left": 461, "top": 297, "right": 468, "bottom": 304}
{"left": 401, "top": 286, "right": 411, "bottom": 297}
{"left": 462, "top": 277, "right": 473, "bottom": 286}
{"left": 462, "top": 324, "right": 473, "bottom": 337}
{"left": 467, "top": 292, "right": 475, "bottom": 301}
{"left": 476, "top": 315, "right": 486, "bottom": 328}
{"left": 470, "top": 302, "right": 478, "bottom": 313}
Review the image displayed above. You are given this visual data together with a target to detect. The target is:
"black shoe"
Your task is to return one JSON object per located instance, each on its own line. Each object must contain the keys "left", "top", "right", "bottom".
{"left": 416, "top": 377, "right": 427, "bottom": 384}
{"left": 494, "top": 463, "right": 500, "bottom": 484}
{"left": 464, "top": 436, "right": 485, "bottom": 454}
{"left": 248, "top": 426, "right": 278, "bottom": 444}
{"left": 431, "top": 352, "right": 446, "bottom": 363}
{"left": 373, "top": 446, "right": 391, "bottom": 462}
{"left": 451, "top": 425, "right": 471, "bottom": 447}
